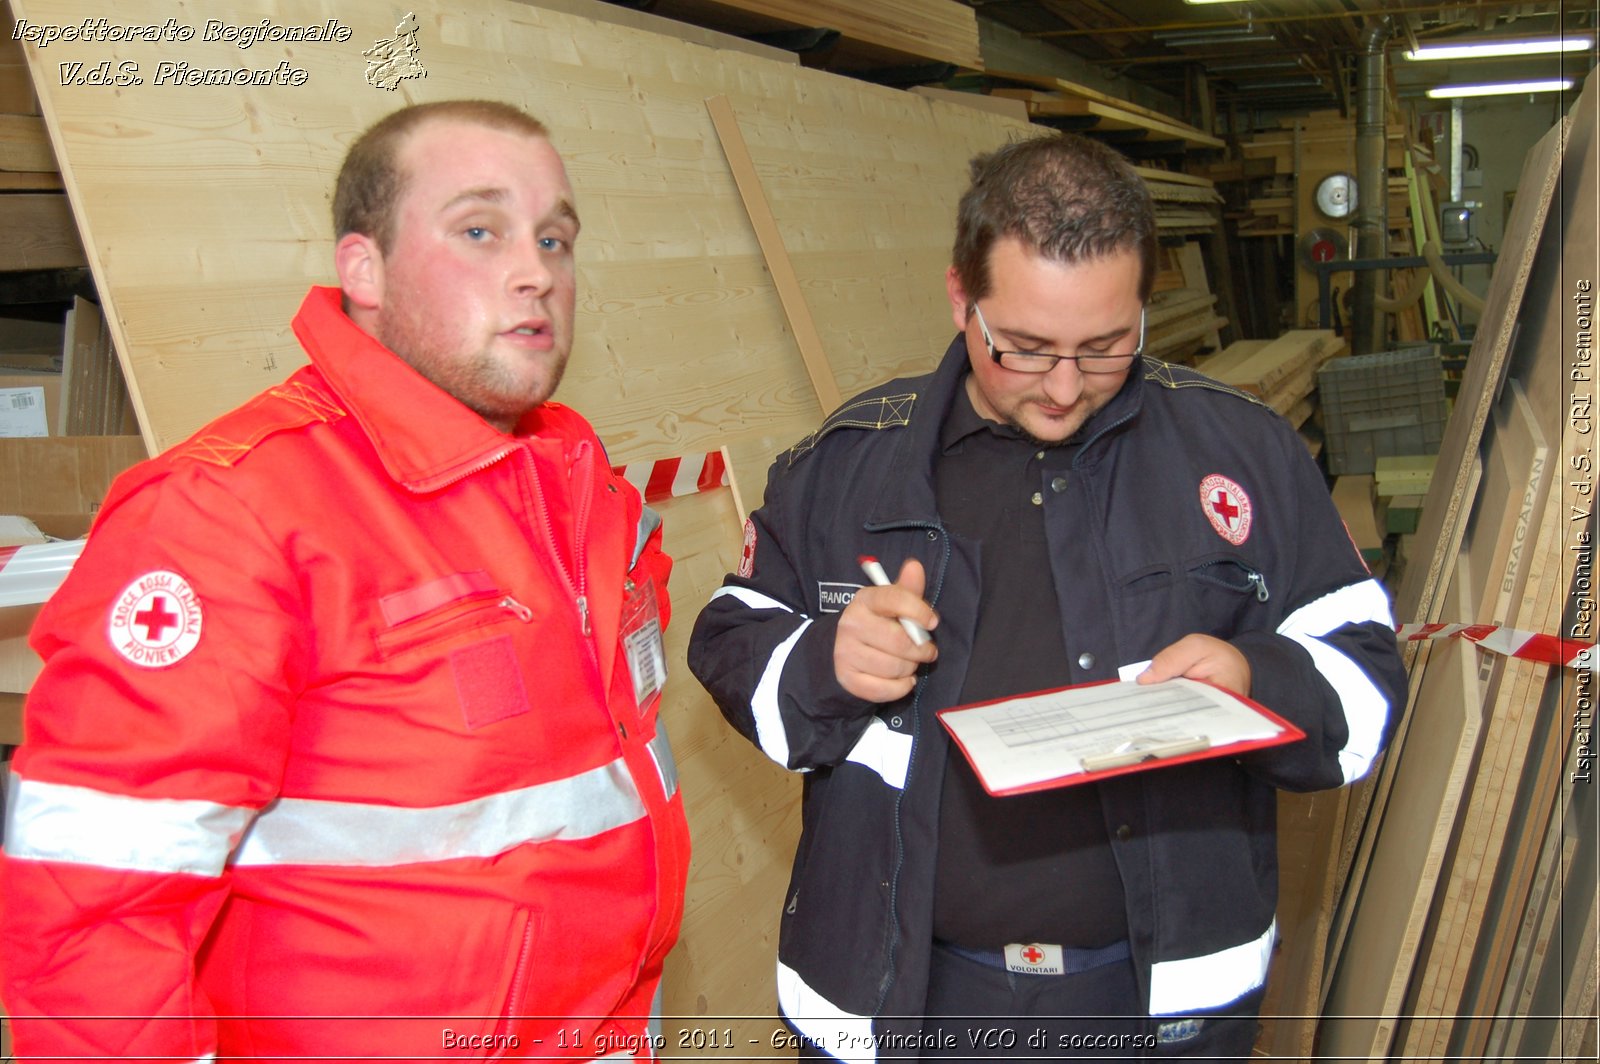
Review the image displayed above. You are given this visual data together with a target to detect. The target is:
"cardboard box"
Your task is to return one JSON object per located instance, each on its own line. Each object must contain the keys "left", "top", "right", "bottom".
{"left": 1, "top": 435, "right": 147, "bottom": 743}
{"left": 0, "top": 370, "right": 62, "bottom": 436}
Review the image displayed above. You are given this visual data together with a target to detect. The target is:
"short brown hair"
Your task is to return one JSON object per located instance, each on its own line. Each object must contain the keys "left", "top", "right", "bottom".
{"left": 333, "top": 100, "right": 551, "bottom": 253}
{"left": 951, "top": 133, "right": 1157, "bottom": 305}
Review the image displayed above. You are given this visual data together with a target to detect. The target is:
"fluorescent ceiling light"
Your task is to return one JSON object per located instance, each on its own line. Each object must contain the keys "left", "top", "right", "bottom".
{"left": 1405, "top": 37, "right": 1590, "bottom": 61}
{"left": 1184, "top": 0, "right": 1245, "bottom": 5}
{"left": 1426, "top": 78, "right": 1574, "bottom": 98}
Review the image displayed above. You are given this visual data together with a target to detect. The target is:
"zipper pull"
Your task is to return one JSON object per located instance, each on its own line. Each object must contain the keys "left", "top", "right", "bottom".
{"left": 1248, "top": 571, "right": 1269, "bottom": 603}
{"left": 498, "top": 596, "right": 534, "bottom": 622}
{"left": 576, "top": 594, "right": 590, "bottom": 636}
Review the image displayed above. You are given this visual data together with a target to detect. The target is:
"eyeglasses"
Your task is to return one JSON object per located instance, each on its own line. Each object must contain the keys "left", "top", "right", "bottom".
{"left": 972, "top": 303, "right": 1146, "bottom": 375}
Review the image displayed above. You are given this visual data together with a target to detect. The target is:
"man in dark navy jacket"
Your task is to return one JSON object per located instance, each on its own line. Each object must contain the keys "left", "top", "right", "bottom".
{"left": 689, "top": 132, "right": 1406, "bottom": 1061}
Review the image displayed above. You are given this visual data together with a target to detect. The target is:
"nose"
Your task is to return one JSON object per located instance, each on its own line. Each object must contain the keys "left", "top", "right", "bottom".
{"left": 507, "top": 235, "right": 555, "bottom": 298}
{"left": 1038, "top": 357, "right": 1085, "bottom": 407}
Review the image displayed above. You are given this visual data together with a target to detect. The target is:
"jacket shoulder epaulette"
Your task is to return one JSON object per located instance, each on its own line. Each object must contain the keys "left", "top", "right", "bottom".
{"left": 1141, "top": 360, "right": 1269, "bottom": 409}
{"left": 785, "top": 390, "right": 918, "bottom": 467}
{"left": 168, "top": 379, "right": 346, "bottom": 469}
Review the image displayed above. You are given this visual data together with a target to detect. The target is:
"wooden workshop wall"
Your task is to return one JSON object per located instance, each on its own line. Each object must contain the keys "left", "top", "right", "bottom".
{"left": 10, "top": 0, "right": 1030, "bottom": 1035}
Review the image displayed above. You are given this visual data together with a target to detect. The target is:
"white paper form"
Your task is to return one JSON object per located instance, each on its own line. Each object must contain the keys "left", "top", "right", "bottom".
{"left": 938, "top": 677, "right": 1297, "bottom": 795}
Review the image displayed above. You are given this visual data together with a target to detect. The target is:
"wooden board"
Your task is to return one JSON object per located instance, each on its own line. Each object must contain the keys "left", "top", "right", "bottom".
{"left": 651, "top": 485, "right": 800, "bottom": 1050}
{"left": 1394, "top": 105, "right": 1567, "bottom": 625}
{"left": 0, "top": 193, "right": 83, "bottom": 270}
{"left": 1318, "top": 618, "right": 1482, "bottom": 1060}
{"left": 988, "top": 89, "right": 1224, "bottom": 151}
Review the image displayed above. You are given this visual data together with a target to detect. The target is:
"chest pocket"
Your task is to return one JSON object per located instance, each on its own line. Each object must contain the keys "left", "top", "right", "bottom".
{"left": 1119, "top": 553, "right": 1270, "bottom": 645}
{"left": 375, "top": 572, "right": 536, "bottom": 730}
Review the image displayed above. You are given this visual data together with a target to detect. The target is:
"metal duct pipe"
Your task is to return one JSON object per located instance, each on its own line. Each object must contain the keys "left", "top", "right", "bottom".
{"left": 1351, "top": 16, "right": 1393, "bottom": 354}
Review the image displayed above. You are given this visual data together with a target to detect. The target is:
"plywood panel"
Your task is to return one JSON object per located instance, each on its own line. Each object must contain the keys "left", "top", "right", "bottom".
{"left": 652, "top": 486, "right": 799, "bottom": 1047}
{"left": 15, "top": 0, "right": 1025, "bottom": 480}
{"left": 1319, "top": 613, "right": 1482, "bottom": 1060}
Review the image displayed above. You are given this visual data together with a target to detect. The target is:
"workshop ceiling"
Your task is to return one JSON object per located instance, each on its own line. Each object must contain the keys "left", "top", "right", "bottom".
{"left": 967, "top": 0, "right": 1597, "bottom": 117}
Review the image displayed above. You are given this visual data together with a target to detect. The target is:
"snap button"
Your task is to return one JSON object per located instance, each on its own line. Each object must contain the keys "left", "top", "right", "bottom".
{"left": 1116, "top": 824, "right": 1133, "bottom": 841}
{"left": 1077, "top": 652, "right": 1095, "bottom": 669}
{"left": 1051, "top": 476, "right": 1068, "bottom": 493}
{"left": 1030, "top": 491, "right": 1043, "bottom": 506}
{"left": 890, "top": 715, "right": 903, "bottom": 728}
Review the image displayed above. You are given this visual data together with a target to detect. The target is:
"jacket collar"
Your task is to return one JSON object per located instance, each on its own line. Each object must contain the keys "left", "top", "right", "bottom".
{"left": 866, "top": 334, "right": 1146, "bottom": 525}
{"left": 292, "top": 286, "right": 521, "bottom": 492}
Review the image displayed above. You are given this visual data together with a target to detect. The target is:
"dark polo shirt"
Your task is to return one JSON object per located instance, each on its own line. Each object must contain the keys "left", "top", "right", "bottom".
{"left": 930, "top": 380, "right": 1129, "bottom": 950}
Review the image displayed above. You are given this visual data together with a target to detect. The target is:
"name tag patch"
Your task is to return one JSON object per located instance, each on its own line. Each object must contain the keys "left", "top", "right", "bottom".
{"left": 816, "top": 581, "right": 863, "bottom": 614}
{"left": 1003, "top": 943, "right": 1064, "bottom": 975}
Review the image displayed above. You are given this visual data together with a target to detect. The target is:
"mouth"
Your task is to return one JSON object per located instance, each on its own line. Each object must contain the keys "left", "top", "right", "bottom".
{"left": 500, "top": 318, "right": 554, "bottom": 348}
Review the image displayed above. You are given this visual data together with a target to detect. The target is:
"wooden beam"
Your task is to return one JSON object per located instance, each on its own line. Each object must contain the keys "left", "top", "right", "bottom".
{"left": 0, "top": 194, "right": 84, "bottom": 270}
{"left": 706, "top": 94, "right": 841, "bottom": 414}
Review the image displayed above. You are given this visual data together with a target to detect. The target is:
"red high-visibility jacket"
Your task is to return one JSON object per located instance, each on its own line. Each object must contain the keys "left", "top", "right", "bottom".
{"left": 0, "top": 286, "right": 688, "bottom": 1061}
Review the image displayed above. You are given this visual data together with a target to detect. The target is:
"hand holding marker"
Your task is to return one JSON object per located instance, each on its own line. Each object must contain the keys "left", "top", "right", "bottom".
{"left": 858, "top": 555, "right": 931, "bottom": 646}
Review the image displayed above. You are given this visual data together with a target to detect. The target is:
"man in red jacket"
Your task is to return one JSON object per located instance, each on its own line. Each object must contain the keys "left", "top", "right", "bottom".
{"left": 1, "top": 100, "right": 689, "bottom": 1060}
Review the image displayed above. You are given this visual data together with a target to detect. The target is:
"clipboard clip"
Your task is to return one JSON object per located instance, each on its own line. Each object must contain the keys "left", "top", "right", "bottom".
{"left": 1079, "top": 735, "right": 1211, "bottom": 773}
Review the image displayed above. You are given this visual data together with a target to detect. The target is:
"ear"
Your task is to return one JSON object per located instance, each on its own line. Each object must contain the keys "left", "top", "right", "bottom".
{"left": 945, "top": 265, "right": 970, "bottom": 333}
{"left": 335, "top": 232, "right": 384, "bottom": 314}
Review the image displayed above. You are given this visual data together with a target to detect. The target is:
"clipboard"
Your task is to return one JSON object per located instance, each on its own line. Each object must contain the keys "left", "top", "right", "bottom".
{"left": 937, "top": 676, "right": 1305, "bottom": 797}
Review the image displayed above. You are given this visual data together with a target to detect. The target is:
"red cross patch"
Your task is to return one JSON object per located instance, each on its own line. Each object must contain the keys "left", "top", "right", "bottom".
{"left": 108, "top": 571, "right": 203, "bottom": 668}
{"left": 737, "top": 517, "right": 757, "bottom": 579}
{"left": 1199, "top": 473, "right": 1253, "bottom": 546}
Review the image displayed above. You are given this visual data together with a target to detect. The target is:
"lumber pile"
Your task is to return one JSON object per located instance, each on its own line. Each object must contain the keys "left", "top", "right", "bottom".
{"left": 1195, "top": 330, "right": 1345, "bottom": 426}
{"left": 983, "top": 68, "right": 1223, "bottom": 153}
{"left": 1314, "top": 70, "right": 1598, "bottom": 1062}
{"left": 1144, "top": 288, "right": 1224, "bottom": 366}
{"left": 639, "top": 0, "right": 982, "bottom": 71}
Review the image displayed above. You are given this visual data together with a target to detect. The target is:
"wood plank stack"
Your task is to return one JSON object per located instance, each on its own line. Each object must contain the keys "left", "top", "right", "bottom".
{"left": 640, "top": 0, "right": 982, "bottom": 71}
{"left": 1143, "top": 288, "right": 1224, "bottom": 365}
{"left": 983, "top": 68, "right": 1223, "bottom": 152}
{"left": 1195, "top": 330, "right": 1346, "bottom": 426}
{"left": 1315, "top": 70, "right": 1597, "bottom": 1062}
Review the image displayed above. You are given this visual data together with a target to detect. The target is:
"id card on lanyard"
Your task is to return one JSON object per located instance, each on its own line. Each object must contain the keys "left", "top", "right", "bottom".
{"left": 621, "top": 575, "right": 666, "bottom": 713}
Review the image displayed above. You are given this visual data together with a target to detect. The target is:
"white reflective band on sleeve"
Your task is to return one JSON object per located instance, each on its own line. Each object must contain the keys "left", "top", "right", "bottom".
{"left": 647, "top": 724, "right": 679, "bottom": 799}
{"left": 1276, "top": 579, "right": 1395, "bottom": 783}
{"left": 4, "top": 774, "right": 253, "bottom": 876}
{"left": 1147, "top": 919, "right": 1277, "bottom": 1015}
{"left": 777, "top": 961, "right": 876, "bottom": 1064}
{"left": 843, "top": 718, "right": 911, "bottom": 790}
{"left": 708, "top": 584, "right": 795, "bottom": 614}
{"left": 231, "top": 757, "right": 646, "bottom": 867}
{"left": 751, "top": 619, "right": 813, "bottom": 772}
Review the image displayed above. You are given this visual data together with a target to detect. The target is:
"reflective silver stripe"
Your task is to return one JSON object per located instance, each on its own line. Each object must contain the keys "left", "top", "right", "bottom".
{"left": 1148, "top": 919, "right": 1276, "bottom": 1015}
{"left": 708, "top": 584, "right": 794, "bottom": 614}
{"left": 631, "top": 505, "right": 663, "bottom": 569}
{"left": 777, "top": 961, "right": 876, "bottom": 1063}
{"left": 707, "top": 585, "right": 812, "bottom": 771}
{"left": 843, "top": 718, "right": 911, "bottom": 790}
{"left": 647, "top": 723, "right": 679, "bottom": 799}
{"left": 231, "top": 758, "right": 646, "bottom": 867}
{"left": 1276, "top": 579, "right": 1395, "bottom": 783}
{"left": 4, "top": 774, "right": 252, "bottom": 876}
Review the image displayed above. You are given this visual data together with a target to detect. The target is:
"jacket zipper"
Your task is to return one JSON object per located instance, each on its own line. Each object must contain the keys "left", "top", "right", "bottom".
{"left": 492, "top": 912, "right": 537, "bottom": 1047}
{"left": 525, "top": 439, "right": 595, "bottom": 640}
{"left": 860, "top": 518, "right": 950, "bottom": 1013}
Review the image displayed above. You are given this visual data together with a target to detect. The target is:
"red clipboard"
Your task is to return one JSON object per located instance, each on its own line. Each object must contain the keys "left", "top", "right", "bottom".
{"left": 937, "top": 677, "right": 1306, "bottom": 797}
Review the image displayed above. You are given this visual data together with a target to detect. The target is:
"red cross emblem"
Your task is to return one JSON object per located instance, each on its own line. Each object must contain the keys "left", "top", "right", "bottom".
{"left": 134, "top": 597, "right": 180, "bottom": 641}
{"left": 1198, "top": 474, "right": 1253, "bottom": 545}
{"left": 1020, "top": 945, "right": 1045, "bottom": 965}
{"left": 108, "top": 571, "right": 204, "bottom": 668}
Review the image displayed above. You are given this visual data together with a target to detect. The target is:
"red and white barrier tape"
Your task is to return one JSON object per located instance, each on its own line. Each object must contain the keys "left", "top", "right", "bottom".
{"left": 3, "top": 534, "right": 1594, "bottom": 673}
{"left": 612, "top": 451, "right": 728, "bottom": 505}
{"left": 1397, "top": 623, "right": 1595, "bottom": 672}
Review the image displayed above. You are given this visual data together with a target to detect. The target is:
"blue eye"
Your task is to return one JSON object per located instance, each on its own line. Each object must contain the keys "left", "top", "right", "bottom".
{"left": 464, "top": 226, "right": 490, "bottom": 241}
{"left": 539, "top": 236, "right": 569, "bottom": 252}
